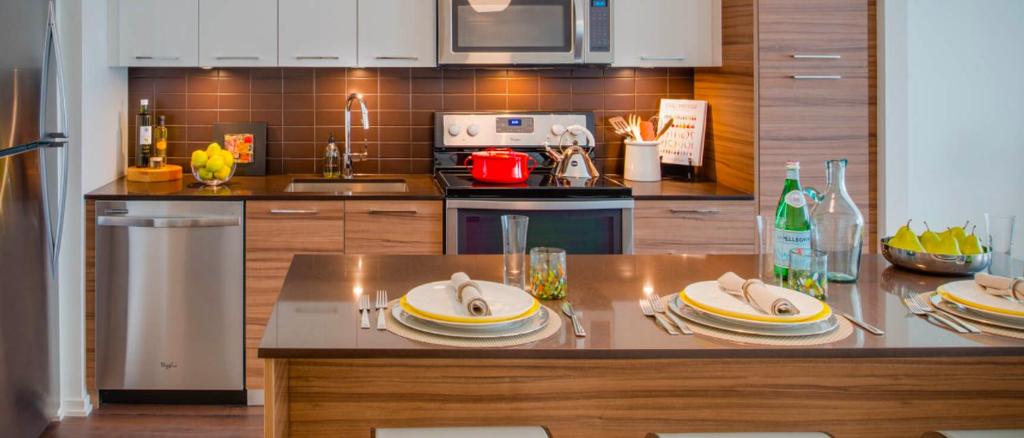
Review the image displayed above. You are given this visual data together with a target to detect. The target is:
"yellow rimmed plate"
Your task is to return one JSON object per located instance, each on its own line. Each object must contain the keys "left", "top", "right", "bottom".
{"left": 401, "top": 280, "right": 540, "bottom": 326}
{"left": 680, "top": 281, "right": 831, "bottom": 326}
{"left": 938, "top": 280, "right": 1024, "bottom": 320}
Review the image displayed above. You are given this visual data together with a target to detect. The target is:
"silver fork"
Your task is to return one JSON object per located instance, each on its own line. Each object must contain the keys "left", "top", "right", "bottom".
{"left": 648, "top": 293, "right": 693, "bottom": 335}
{"left": 912, "top": 293, "right": 981, "bottom": 334}
{"left": 902, "top": 294, "right": 968, "bottom": 333}
{"left": 639, "top": 299, "right": 678, "bottom": 335}
{"left": 360, "top": 294, "right": 372, "bottom": 329}
{"left": 376, "top": 290, "right": 388, "bottom": 330}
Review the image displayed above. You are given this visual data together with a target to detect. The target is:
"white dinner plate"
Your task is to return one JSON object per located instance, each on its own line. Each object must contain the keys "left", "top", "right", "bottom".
{"left": 391, "top": 304, "right": 550, "bottom": 339}
{"left": 937, "top": 280, "right": 1024, "bottom": 321}
{"left": 669, "top": 295, "right": 839, "bottom": 337}
{"left": 680, "top": 281, "right": 831, "bottom": 327}
{"left": 402, "top": 280, "right": 539, "bottom": 325}
{"left": 929, "top": 293, "right": 1024, "bottom": 331}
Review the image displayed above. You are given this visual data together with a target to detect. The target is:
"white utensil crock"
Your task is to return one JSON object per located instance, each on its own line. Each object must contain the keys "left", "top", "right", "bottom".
{"left": 624, "top": 140, "right": 662, "bottom": 182}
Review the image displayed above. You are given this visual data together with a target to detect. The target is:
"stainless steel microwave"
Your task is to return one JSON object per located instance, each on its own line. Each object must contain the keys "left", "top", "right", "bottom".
{"left": 439, "top": 0, "right": 613, "bottom": 65}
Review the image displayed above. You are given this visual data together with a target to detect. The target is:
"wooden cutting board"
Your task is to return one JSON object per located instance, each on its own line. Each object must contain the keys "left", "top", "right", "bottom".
{"left": 126, "top": 164, "right": 183, "bottom": 182}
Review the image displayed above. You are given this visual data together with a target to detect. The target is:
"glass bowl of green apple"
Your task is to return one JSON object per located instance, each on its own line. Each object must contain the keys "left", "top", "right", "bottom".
{"left": 881, "top": 220, "right": 992, "bottom": 276}
{"left": 190, "top": 142, "right": 237, "bottom": 187}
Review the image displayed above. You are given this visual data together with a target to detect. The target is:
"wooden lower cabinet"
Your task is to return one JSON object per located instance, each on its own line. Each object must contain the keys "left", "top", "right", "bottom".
{"left": 634, "top": 200, "right": 756, "bottom": 254}
{"left": 344, "top": 200, "right": 443, "bottom": 254}
{"left": 245, "top": 200, "right": 345, "bottom": 391}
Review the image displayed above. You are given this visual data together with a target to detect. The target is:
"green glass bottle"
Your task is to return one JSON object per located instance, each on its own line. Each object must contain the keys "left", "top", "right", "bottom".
{"left": 773, "top": 161, "right": 813, "bottom": 280}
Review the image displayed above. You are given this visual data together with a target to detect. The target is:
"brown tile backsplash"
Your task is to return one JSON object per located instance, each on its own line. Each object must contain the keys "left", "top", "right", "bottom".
{"left": 128, "top": 67, "right": 694, "bottom": 174}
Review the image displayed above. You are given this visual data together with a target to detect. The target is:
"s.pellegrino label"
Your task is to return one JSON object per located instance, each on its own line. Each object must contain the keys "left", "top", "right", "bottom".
{"left": 773, "top": 162, "right": 812, "bottom": 279}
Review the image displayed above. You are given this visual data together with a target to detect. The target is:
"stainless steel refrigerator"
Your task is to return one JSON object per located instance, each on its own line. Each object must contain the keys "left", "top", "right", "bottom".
{"left": 0, "top": 0, "right": 70, "bottom": 436}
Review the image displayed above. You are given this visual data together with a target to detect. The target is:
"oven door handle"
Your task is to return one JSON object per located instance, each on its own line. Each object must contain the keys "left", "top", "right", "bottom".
{"left": 446, "top": 199, "right": 634, "bottom": 211}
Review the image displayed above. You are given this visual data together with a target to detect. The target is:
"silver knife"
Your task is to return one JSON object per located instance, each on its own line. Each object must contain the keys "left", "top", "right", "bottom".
{"left": 838, "top": 312, "right": 884, "bottom": 336}
{"left": 663, "top": 310, "right": 694, "bottom": 335}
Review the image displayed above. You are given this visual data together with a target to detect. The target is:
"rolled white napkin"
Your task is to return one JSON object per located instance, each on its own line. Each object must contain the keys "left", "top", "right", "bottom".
{"left": 975, "top": 273, "right": 1024, "bottom": 301}
{"left": 717, "top": 272, "right": 799, "bottom": 316}
{"left": 450, "top": 272, "right": 491, "bottom": 317}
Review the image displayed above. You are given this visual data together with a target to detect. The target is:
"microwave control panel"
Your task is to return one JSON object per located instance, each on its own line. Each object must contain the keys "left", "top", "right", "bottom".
{"left": 589, "top": 0, "right": 611, "bottom": 53}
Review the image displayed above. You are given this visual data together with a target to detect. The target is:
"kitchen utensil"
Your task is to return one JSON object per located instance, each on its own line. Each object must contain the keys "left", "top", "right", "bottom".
{"left": 503, "top": 214, "right": 530, "bottom": 290}
{"left": 806, "top": 159, "right": 865, "bottom": 282}
{"left": 359, "top": 294, "right": 370, "bottom": 329}
{"left": 837, "top": 312, "right": 884, "bottom": 335}
{"left": 628, "top": 114, "right": 643, "bottom": 141}
{"left": 609, "top": 116, "right": 632, "bottom": 139}
{"left": 639, "top": 121, "right": 656, "bottom": 141}
{"left": 623, "top": 140, "right": 662, "bottom": 182}
{"left": 392, "top": 305, "right": 550, "bottom": 339}
{"left": 649, "top": 293, "right": 692, "bottom": 335}
{"left": 930, "top": 293, "right": 1024, "bottom": 331}
{"left": 881, "top": 237, "right": 992, "bottom": 276}
{"left": 463, "top": 149, "right": 537, "bottom": 184}
{"left": 669, "top": 295, "right": 839, "bottom": 337}
{"left": 530, "top": 247, "right": 568, "bottom": 300}
{"left": 654, "top": 120, "right": 674, "bottom": 140}
{"left": 787, "top": 248, "right": 829, "bottom": 300}
{"left": 376, "top": 290, "right": 388, "bottom": 330}
{"left": 911, "top": 293, "right": 981, "bottom": 333}
{"left": 902, "top": 294, "right": 972, "bottom": 333}
{"left": 561, "top": 302, "right": 586, "bottom": 337}
{"left": 639, "top": 299, "right": 679, "bottom": 335}
{"left": 402, "top": 279, "right": 538, "bottom": 325}
{"left": 551, "top": 125, "right": 600, "bottom": 179}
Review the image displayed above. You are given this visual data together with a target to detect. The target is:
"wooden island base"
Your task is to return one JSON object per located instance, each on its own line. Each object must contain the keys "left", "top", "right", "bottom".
{"left": 264, "top": 356, "right": 1024, "bottom": 438}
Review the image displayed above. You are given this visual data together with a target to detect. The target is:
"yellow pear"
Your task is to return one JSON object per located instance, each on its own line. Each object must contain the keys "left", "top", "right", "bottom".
{"left": 920, "top": 222, "right": 943, "bottom": 253}
{"left": 960, "top": 226, "right": 985, "bottom": 255}
{"left": 889, "top": 220, "right": 925, "bottom": 252}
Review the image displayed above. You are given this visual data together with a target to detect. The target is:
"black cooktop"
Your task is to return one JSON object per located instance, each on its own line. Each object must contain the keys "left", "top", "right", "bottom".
{"left": 437, "top": 172, "right": 632, "bottom": 198}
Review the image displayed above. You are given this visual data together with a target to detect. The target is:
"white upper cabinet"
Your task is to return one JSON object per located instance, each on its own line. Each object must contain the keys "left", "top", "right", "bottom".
{"left": 357, "top": 0, "right": 437, "bottom": 67}
{"left": 114, "top": 0, "right": 199, "bottom": 66}
{"left": 199, "top": 0, "right": 278, "bottom": 67}
{"left": 612, "top": 0, "right": 722, "bottom": 67}
{"left": 279, "top": 0, "right": 358, "bottom": 67}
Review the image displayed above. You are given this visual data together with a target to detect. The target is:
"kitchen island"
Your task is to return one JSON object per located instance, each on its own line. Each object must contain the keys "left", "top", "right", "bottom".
{"left": 259, "top": 254, "right": 1024, "bottom": 438}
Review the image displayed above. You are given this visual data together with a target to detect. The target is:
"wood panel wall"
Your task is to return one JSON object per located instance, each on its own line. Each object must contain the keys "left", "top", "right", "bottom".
{"left": 85, "top": 200, "right": 97, "bottom": 400}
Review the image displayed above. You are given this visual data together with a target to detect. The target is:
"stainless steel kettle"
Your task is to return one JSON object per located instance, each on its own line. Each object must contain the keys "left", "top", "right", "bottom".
{"left": 545, "top": 125, "right": 599, "bottom": 179}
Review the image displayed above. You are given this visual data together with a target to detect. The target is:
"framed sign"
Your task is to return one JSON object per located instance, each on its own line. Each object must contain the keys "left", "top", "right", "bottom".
{"left": 657, "top": 99, "right": 708, "bottom": 166}
{"left": 212, "top": 122, "right": 267, "bottom": 176}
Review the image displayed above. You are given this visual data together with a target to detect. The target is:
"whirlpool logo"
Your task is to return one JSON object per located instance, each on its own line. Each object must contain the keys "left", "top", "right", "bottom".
{"left": 160, "top": 361, "right": 178, "bottom": 370}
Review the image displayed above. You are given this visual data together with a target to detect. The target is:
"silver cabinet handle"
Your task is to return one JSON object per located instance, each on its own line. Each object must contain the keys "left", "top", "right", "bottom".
{"left": 295, "top": 55, "right": 341, "bottom": 60}
{"left": 669, "top": 208, "right": 721, "bottom": 215}
{"left": 374, "top": 56, "right": 419, "bottom": 61}
{"left": 215, "top": 56, "right": 260, "bottom": 60}
{"left": 97, "top": 216, "right": 240, "bottom": 228}
{"left": 792, "top": 75, "right": 843, "bottom": 80}
{"left": 368, "top": 210, "right": 418, "bottom": 216}
{"left": 135, "top": 56, "right": 181, "bottom": 61}
{"left": 572, "top": 0, "right": 584, "bottom": 63}
{"left": 269, "top": 209, "right": 319, "bottom": 215}
{"left": 792, "top": 54, "right": 842, "bottom": 59}
{"left": 641, "top": 56, "right": 687, "bottom": 61}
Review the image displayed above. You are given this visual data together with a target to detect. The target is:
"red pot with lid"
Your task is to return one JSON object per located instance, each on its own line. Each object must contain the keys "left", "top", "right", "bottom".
{"left": 463, "top": 148, "right": 537, "bottom": 184}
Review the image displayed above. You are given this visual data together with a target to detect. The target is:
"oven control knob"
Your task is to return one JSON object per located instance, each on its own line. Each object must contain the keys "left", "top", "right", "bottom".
{"left": 551, "top": 124, "right": 567, "bottom": 136}
{"left": 448, "top": 124, "right": 462, "bottom": 137}
{"left": 467, "top": 124, "right": 480, "bottom": 137}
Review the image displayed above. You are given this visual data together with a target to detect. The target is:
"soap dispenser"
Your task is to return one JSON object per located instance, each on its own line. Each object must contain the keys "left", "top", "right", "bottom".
{"left": 323, "top": 133, "right": 341, "bottom": 178}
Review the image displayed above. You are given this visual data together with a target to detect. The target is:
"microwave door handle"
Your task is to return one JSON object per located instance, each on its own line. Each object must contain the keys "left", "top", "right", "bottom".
{"left": 573, "top": 0, "right": 584, "bottom": 63}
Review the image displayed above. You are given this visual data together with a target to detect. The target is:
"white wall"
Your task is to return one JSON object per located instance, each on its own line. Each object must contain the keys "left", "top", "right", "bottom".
{"left": 882, "top": 0, "right": 1024, "bottom": 254}
{"left": 57, "top": 0, "right": 127, "bottom": 417}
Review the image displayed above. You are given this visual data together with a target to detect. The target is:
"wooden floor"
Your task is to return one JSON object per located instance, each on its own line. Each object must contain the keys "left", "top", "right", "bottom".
{"left": 42, "top": 404, "right": 263, "bottom": 437}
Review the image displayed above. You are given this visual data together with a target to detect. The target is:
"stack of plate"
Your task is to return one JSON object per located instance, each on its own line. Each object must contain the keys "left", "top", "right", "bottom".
{"left": 668, "top": 281, "right": 838, "bottom": 337}
{"left": 393, "top": 280, "right": 550, "bottom": 339}
{"left": 932, "top": 280, "right": 1024, "bottom": 331}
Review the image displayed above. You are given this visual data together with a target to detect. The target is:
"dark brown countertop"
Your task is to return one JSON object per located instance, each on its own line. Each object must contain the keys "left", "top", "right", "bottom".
{"left": 84, "top": 174, "right": 444, "bottom": 201}
{"left": 259, "top": 254, "right": 1024, "bottom": 359}
{"left": 607, "top": 176, "right": 755, "bottom": 201}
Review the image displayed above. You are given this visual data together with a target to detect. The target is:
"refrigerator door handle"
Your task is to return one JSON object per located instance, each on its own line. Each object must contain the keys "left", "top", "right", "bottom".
{"left": 38, "top": 1, "right": 69, "bottom": 275}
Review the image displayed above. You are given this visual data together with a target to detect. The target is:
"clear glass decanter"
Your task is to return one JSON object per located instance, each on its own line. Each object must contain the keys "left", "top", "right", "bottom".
{"left": 807, "top": 159, "right": 864, "bottom": 282}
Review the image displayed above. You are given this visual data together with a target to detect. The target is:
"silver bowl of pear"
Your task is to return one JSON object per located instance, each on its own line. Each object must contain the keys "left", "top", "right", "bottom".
{"left": 881, "top": 220, "right": 991, "bottom": 276}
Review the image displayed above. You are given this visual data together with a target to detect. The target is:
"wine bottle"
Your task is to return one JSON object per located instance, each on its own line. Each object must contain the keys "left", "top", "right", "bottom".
{"left": 136, "top": 99, "right": 152, "bottom": 168}
{"left": 773, "top": 161, "right": 813, "bottom": 280}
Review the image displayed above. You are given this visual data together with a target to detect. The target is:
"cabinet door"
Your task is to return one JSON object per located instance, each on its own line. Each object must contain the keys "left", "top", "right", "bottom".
{"left": 634, "top": 200, "right": 755, "bottom": 254}
{"left": 279, "top": 0, "right": 358, "bottom": 67}
{"left": 757, "top": 0, "right": 869, "bottom": 229}
{"left": 357, "top": 0, "right": 437, "bottom": 67}
{"left": 612, "top": 0, "right": 721, "bottom": 67}
{"left": 345, "top": 201, "right": 443, "bottom": 254}
{"left": 199, "top": 0, "right": 278, "bottom": 67}
{"left": 245, "top": 201, "right": 344, "bottom": 390}
{"left": 116, "top": 0, "right": 199, "bottom": 66}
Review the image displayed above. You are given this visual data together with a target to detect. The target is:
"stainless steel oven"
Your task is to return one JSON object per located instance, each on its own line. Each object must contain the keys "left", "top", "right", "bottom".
{"left": 446, "top": 199, "right": 634, "bottom": 255}
{"left": 439, "top": 0, "right": 613, "bottom": 65}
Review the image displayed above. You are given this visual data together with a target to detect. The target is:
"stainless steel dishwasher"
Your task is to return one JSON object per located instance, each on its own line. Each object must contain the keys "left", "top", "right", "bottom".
{"left": 96, "top": 200, "right": 244, "bottom": 404}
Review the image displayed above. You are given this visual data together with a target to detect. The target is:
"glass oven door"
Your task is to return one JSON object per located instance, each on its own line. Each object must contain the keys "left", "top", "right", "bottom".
{"left": 440, "top": 0, "right": 583, "bottom": 64}
{"left": 446, "top": 199, "right": 634, "bottom": 255}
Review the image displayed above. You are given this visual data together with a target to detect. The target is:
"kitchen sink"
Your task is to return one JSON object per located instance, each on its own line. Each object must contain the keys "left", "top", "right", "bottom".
{"left": 285, "top": 178, "right": 409, "bottom": 194}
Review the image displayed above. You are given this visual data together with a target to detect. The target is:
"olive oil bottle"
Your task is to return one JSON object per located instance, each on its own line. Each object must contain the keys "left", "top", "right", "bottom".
{"left": 136, "top": 99, "right": 152, "bottom": 167}
{"left": 152, "top": 115, "right": 168, "bottom": 168}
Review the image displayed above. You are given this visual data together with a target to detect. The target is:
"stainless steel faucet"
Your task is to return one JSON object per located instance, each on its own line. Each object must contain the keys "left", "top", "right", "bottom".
{"left": 343, "top": 93, "right": 370, "bottom": 179}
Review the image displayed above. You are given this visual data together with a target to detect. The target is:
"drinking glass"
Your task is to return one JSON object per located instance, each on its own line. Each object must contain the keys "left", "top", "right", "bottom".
{"left": 529, "top": 247, "right": 567, "bottom": 300}
{"left": 755, "top": 216, "right": 777, "bottom": 284}
{"left": 788, "top": 248, "right": 828, "bottom": 300}
{"left": 501, "top": 215, "right": 529, "bottom": 290}
{"left": 985, "top": 213, "right": 1016, "bottom": 256}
